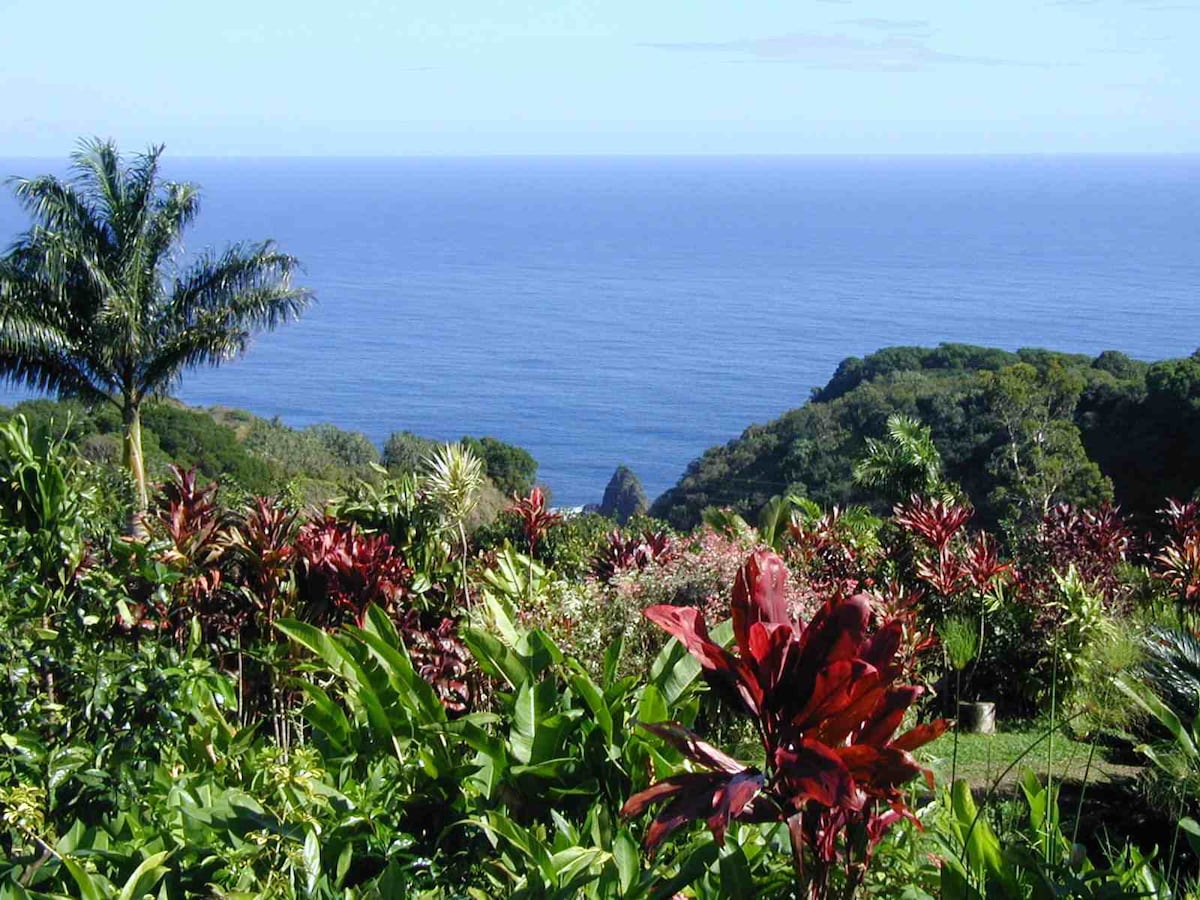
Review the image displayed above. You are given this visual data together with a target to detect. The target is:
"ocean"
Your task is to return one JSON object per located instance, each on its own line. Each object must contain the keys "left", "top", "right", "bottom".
{"left": 0, "top": 155, "right": 1197, "bottom": 506}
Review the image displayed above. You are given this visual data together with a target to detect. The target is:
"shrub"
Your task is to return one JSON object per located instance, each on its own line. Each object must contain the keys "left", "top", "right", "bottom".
{"left": 623, "top": 549, "right": 947, "bottom": 899}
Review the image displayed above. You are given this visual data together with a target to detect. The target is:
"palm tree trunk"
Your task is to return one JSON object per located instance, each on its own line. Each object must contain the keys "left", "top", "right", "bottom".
{"left": 122, "top": 401, "right": 149, "bottom": 532}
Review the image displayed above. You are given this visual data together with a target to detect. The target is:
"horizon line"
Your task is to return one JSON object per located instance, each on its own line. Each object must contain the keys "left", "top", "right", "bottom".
{"left": 1, "top": 150, "right": 1199, "bottom": 161}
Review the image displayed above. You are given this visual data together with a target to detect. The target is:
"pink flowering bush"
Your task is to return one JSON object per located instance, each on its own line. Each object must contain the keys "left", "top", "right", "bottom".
{"left": 611, "top": 525, "right": 823, "bottom": 625}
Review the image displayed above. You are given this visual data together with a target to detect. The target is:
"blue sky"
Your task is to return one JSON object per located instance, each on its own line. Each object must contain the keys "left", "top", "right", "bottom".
{"left": 1, "top": 0, "right": 1195, "bottom": 156}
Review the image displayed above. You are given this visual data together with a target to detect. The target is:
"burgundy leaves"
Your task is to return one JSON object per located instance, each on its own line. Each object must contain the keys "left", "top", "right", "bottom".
{"left": 895, "top": 496, "right": 1010, "bottom": 600}
{"left": 592, "top": 528, "right": 676, "bottom": 580}
{"left": 623, "top": 549, "right": 947, "bottom": 865}
{"left": 295, "top": 518, "right": 411, "bottom": 626}
{"left": 1154, "top": 499, "right": 1200, "bottom": 618}
{"left": 507, "top": 486, "right": 561, "bottom": 555}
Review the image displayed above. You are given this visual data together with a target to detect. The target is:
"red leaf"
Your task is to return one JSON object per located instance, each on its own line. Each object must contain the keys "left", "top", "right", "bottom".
{"left": 643, "top": 605, "right": 733, "bottom": 673}
{"left": 732, "top": 550, "right": 792, "bottom": 657}
{"left": 640, "top": 722, "right": 748, "bottom": 775}
{"left": 860, "top": 618, "right": 904, "bottom": 672}
{"left": 790, "top": 659, "right": 872, "bottom": 733}
{"left": 746, "top": 621, "right": 794, "bottom": 692}
{"left": 890, "top": 718, "right": 950, "bottom": 753}
{"left": 708, "top": 770, "right": 765, "bottom": 845}
{"left": 857, "top": 685, "right": 923, "bottom": 748}
{"left": 809, "top": 670, "right": 885, "bottom": 745}
{"left": 774, "top": 738, "right": 856, "bottom": 809}
{"left": 624, "top": 769, "right": 764, "bottom": 855}
{"left": 644, "top": 604, "right": 763, "bottom": 715}
{"left": 798, "top": 595, "right": 871, "bottom": 668}
{"left": 621, "top": 772, "right": 706, "bottom": 818}
{"left": 837, "top": 744, "right": 924, "bottom": 794}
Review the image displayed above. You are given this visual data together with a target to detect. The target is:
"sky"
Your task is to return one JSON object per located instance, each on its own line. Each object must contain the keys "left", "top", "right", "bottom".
{"left": 1, "top": 0, "right": 1196, "bottom": 156}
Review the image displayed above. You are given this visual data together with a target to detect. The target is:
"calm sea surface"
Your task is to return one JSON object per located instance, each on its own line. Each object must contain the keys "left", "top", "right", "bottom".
{"left": 0, "top": 156, "right": 1197, "bottom": 506}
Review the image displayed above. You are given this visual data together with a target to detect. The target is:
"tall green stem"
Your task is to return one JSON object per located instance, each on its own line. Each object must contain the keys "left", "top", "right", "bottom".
{"left": 1045, "top": 634, "right": 1059, "bottom": 864}
{"left": 121, "top": 400, "right": 148, "bottom": 532}
{"left": 951, "top": 667, "right": 962, "bottom": 787}
{"left": 458, "top": 520, "right": 471, "bottom": 607}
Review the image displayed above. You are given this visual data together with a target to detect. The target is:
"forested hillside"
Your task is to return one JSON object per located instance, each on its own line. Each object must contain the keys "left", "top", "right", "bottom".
{"left": 652, "top": 344, "right": 1200, "bottom": 529}
{"left": 0, "top": 397, "right": 536, "bottom": 519}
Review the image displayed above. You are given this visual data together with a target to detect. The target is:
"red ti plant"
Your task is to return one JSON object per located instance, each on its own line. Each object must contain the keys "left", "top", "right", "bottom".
{"left": 224, "top": 496, "right": 300, "bottom": 633}
{"left": 591, "top": 528, "right": 676, "bottom": 581}
{"left": 1154, "top": 498, "right": 1200, "bottom": 627}
{"left": 507, "top": 486, "right": 562, "bottom": 556}
{"left": 1035, "top": 502, "right": 1131, "bottom": 608}
{"left": 294, "top": 518, "right": 411, "bottom": 626}
{"left": 397, "top": 608, "right": 473, "bottom": 713}
{"left": 144, "top": 465, "right": 232, "bottom": 643}
{"left": 893, "top": 496, "right": 972, "bottom": 553}
{"left": 621, "top": 550, "right": 947, "bottom": 899}
{"left": 894, "top": 496, "right": 1011, "bottom": 616}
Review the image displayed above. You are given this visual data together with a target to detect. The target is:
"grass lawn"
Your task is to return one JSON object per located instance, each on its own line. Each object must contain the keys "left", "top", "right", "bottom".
{"left": 919, "top": 722, "right": 1142, "bottom": 790}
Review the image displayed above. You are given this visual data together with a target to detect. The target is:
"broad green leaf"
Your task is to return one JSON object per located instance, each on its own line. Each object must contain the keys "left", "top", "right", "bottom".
{"left": 567, "top": 666, "right": 614, "bottom": 745}
{"left": 636, "top": 684, "right": 668, "bottom": 731}
{"left": 303, "top": 829, "right": 320, "bottom": 895}
{"left": 463, "top": 628, "right": 528, "bottom": 688}
{"left": 297, "top": 682, "right": 352, "bottom": 753}
{"left": 718, "top": 843, "right": 754, "bottom": 898}
{"left": 548, "top": 847, "right": 611, "bottom": 886}
{"left": 614, "top": 829, "right": 640, "bottom": 893}
{"left": 116, "top": 851, "right": 171, "bottom": 900}
{"left": 61, "top": 858, "right": 104, "bottom": 900}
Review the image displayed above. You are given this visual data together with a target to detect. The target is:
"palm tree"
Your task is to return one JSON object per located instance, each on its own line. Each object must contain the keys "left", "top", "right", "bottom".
{"left": 852, "top": 413, "right": 949, "bottom": 504}
{"left": 0, "top": 138, "right": 312, "bottom": 518}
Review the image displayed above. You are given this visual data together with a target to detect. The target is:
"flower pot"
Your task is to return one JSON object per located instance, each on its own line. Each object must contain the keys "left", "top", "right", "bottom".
{"left": 957, "top": 701, "right": 996, "bottom": 734}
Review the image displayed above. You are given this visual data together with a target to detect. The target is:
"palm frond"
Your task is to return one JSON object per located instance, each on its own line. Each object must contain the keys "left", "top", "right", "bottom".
{"left": 1141, "top": 626, "right": 1200, "bottom": 726}
{"left": 165, "top": 241, "right": 313, "bottom": 329}
{"left": 135, "top": 315, "right": 251, "bottom": 395}
{"left": 70, "top": 138, "right": 127, "bottom": 236}
{"left": 143, "top": 181, "right": 201, "bottom": 272}
{"left": 0, "top": 304, "right": 113, "bottom": 404}
{"left": 7, "top": 174, "right": 113, "bottom": 259}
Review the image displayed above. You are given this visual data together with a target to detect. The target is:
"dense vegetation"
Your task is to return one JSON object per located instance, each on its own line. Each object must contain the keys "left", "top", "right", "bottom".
{"left": 651, "top": 343, "right": 1200, "bottom": 532}
{"left": 2, "top": 409, "right": 1200, "bottom": 897}
{"left": 0, "top": 396, "right": 539, "bottom": 523}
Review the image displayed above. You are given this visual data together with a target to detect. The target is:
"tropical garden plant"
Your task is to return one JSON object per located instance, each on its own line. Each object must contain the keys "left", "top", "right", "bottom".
{"left": 622, "top": 549, "right": 948, "bottom": 898}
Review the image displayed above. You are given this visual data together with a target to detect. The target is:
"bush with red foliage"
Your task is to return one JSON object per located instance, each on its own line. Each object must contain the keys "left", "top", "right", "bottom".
{"left": 894, "top": 496, "right": 1010, "bottom": 610}
{"left": 294, "top": 518, "right": 412, "bottom": 626}
{"left": 1153, "top": 498, "right": 1200, "bottom": 624}
{"left": 622, "top": 550, "right": 946, "bottom": 899}
{"left": 136, "top": 466, "right": 236, "bottom": 642}
{"left": 396, "top": 609, "right": 473, "bottom": 713}
{"left": 591, "top": 527, "right": 676, "bottom": 581}
{"left": 1033, "top": 502, "right": 1133, "bottom": 609}
{"left": 507, "top": 486, "right": 562, "bottom": 555}
{"left": 224, "top": 496, "right": 301, "bottom": 632}
{"left": 784, "top": 506, "right": 883, "bottom": 607}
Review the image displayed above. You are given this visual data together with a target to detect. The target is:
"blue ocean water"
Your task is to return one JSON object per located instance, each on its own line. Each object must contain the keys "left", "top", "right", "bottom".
{"left": 0, "top": 156, "right": 1197, "bottom": 506}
